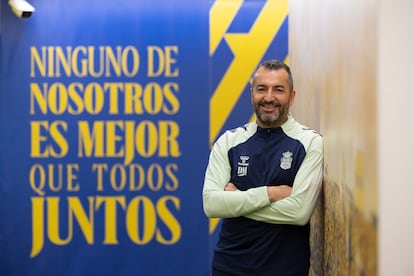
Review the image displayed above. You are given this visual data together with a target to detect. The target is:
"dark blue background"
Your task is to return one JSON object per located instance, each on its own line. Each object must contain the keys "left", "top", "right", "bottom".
{"left": 0, "top": 1, "right": 210, "bottom": 275}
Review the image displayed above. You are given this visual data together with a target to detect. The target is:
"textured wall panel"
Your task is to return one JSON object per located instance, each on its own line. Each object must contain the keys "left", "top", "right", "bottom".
{"left": 289, "top": 0, "right": 378, "bottom": 275}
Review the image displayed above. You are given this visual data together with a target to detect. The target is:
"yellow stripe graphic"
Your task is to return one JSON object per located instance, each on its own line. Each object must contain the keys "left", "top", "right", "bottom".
{"left": 209, "top": 0, "right": 243, "bottom": 56}
{"left": 210, "top": 0, "right": 288, "bottom": 145}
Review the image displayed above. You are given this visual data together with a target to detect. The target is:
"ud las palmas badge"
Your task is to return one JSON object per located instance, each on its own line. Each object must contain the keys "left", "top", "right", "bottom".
{"left": 280, "top": 151, "right": 293, "bottom": 170}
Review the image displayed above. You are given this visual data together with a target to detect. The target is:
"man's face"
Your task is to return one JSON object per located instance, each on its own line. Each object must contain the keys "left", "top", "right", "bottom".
{"left": 251, "top": 67, "right": 296, "bottom": 128}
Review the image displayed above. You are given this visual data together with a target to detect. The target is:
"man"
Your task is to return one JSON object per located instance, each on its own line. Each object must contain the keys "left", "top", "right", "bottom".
{"left": 202, "top": 60, "right": 323, "bottom": 275}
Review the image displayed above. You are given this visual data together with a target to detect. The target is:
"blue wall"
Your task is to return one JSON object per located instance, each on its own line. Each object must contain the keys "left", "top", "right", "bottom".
{"left": 0, "top": 1, "right": 288, "bottom": 275}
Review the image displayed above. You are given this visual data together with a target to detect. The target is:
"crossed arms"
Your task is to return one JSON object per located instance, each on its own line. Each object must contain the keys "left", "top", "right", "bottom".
{"left": 202, "top": 135, "right": 323, "bottom": 226}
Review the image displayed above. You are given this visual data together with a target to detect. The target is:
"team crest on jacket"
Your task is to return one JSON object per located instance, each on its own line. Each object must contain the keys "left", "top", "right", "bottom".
{"left": 237, "top": 156, "right": 249, "bottom": 176}
{"left": 280, "top": 151, "right": 293, "bottom": 170}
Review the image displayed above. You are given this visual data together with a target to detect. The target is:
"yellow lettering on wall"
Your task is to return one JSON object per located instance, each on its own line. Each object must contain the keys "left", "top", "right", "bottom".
{"left": 30, "top": 120, "right": 68, "bottom": 158}
{"left": 128, "top": 164, "right": 146, "bottom": 191}
{"left": 68, "top": 197, "right": 95, "bottom": 244}
{"left": 47, "top": 47, "right": 54, "bottom": 77}
{"left": 78, "top": 120, "right": 105, "bottom": 158}
{"left": 143, "top": 82, "right": 164, "bottom": 114}
{"left": 147, "top": 46, "right": 179, "bottom": 77}
{"left": 30, "top": 196, "right": 96, "bottom": 258}
{"left": 30, "top": 83, "right": 48, "bottom": 114}
{"left": 95, "top": 196, "right": 126, "bottom": 244}
{"left": 135, "top": 121, "right": 158, "bottom": 157}
{"left": 29, "top": 163, "right": 80, "bottom": 195}
{"left": 55, "top": 46, "right": 72, "bottom": 77}
{"left": 30, "top": 195, "right": 182, "bottom": 258}
{"left": 86, "top": 46, "right": 103, "bottom": 77}
{"left": 121, "top": 46, "right": 140, "bottom": 77}
{"left": 78, "top": 120, "right": 180, "bottom": 163}
{"left": 30, "top": 197, "right": 45, "bottom": 258}
{"left": 47, "top": 163, "right": 80, "bottom": 192}
{"left": 165, "top": 163, "right": 179, "bottom": 191}
{"left": 156, "top": 196, "right": 181, "bottom": 244}
{"left": 92, "top": 163, "right": 179, "bottom": 192}
{"left": 123, "top": 82, "right": 144, "bottom": 114}
{"left": 105, "top": 121, "right": 127, "bottom": 158}
{"left": 83, "top": 82, "right": 105, "bottom": 114}
{"left": 47, "top": 197, "right": 73, "bottom": 245}
{"left": 30, "top": 82, "right": 105, "bottom": 115}
{"left": 92, "top": 163, "right": 108, "bottom": 191}
{"left": 72, "top": 46, "right": 88, "bottom": 77}
{"left": 30, "top": 46, "right": 141, "bottom": 78}
{"left": 162, "top": 82, "right": 180, "bottom": 114}
{"left": 67, "top": 82, "right": 85, "bottom": 115}
{"left": 30, "top": 121, "right": 48, "bottom": 157}
{"left": 104, "top": 82, "right": 123, "bottom": 114}
{"left": 30, "top": 46, "right": 46, "bottom": 77}
{"left": 48, "top": 82, "right": 69, "bottom": 114}
{"left": 30, "top": 81, "right": 179, "bottom": 116}
{"left": 158, "top": 120, "right": 180, "bottom": 157}
{"left": 109, "top": 164, "right": 127, "bottom": 191}
{"left": 126, "top": 196, "right": 157, "bottom": 245}
{"left": 105, "top": 46, "right": 122, "bottom": 77}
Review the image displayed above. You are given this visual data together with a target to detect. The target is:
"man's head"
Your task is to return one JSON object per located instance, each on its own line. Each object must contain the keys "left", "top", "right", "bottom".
{"left": 250, "top": 60, "right": 296, "bottom": 128}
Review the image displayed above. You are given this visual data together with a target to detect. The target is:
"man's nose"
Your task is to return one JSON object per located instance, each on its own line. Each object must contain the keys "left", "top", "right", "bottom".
{"left": 263, "top": 89, "right": 274, "bottom": 100}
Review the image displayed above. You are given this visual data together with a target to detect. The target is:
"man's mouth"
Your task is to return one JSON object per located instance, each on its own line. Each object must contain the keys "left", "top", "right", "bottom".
{"left": 260, "top": 103, "right": 279, "bottom": 112}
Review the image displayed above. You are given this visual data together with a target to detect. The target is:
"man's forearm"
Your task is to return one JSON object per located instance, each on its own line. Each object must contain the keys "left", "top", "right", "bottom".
{"left": 203, "top": 184, "right": 270, "bottom": 218}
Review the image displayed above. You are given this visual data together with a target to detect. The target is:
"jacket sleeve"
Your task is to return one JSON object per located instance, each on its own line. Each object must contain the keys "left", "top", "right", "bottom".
{"left": 244, "top": 135, "right": 323, "bottom": 225}
{"left": 202, "top": 133, "right": 271, "bottom": 218}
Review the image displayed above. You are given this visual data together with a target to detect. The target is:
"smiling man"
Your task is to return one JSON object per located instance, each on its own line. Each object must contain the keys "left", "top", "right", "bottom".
{"left": 203, "top": 60, "right": 324, "bottom": 275}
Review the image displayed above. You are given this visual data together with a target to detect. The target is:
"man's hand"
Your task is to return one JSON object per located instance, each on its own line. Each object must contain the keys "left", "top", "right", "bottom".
{"left": 224, "top": 182, "right": 238, "bottom": 191}
{"left": 267, "top": 185, "right": 292, "bottom": 202}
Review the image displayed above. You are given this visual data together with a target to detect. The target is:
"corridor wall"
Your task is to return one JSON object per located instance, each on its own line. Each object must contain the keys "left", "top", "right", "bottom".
{"left": 289, "top": 0, "right": 379, "bottom": 274}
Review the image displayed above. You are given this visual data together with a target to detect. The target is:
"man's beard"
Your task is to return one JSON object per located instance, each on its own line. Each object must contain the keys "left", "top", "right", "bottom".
{"left": 255, "top": 104, "right": 288, "bottom": 127}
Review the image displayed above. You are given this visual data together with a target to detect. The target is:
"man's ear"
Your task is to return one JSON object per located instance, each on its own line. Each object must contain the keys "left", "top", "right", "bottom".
{"left": 289, "top": 90, "right": 296, "bottom": 106}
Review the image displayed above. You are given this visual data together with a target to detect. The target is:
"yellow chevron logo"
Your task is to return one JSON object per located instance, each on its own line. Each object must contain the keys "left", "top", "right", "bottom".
{"left": 209, "top": 0, "right": 289, "bottom": 235}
